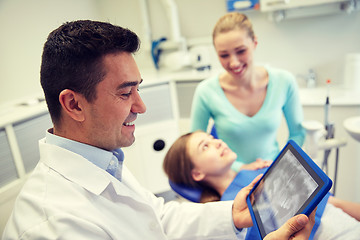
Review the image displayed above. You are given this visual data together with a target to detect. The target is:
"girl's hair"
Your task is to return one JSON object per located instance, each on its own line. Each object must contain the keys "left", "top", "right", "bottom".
{"left": 163, "top": 131, "right": 220, "bottom": 203}
{"left": 212, "top": 12, "right": 255, "bottom": 42}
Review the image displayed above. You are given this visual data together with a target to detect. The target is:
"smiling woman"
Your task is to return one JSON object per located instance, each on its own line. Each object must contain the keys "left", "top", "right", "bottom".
{"left": 190, "top": 12, "right": 305, "bottom": 171}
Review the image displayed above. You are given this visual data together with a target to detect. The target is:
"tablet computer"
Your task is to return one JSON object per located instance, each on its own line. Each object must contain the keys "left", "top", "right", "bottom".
{"left": 246, "top": 140, "right": 332, "bottom": 239}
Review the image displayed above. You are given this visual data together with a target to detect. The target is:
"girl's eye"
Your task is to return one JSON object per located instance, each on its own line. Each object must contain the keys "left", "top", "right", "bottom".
{"left": 202, "top": 144, "right": 209, "bottom": 151}
{"left": 219, "top": 54, "right": 229, "bottom": 59}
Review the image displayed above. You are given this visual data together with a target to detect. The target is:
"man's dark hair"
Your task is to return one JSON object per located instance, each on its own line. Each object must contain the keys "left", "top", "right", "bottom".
{"left": 40, "top": 20, "right": 140, "bottom": 125}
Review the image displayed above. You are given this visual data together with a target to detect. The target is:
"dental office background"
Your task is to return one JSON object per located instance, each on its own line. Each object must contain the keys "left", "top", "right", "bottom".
{"left": 0, "top": 0, "right": 359, "bottom": 235}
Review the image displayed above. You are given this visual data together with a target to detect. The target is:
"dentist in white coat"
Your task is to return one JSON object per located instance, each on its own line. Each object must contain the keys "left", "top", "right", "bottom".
{"left": 2, "top": 20, "right": 314, "bottom": 240}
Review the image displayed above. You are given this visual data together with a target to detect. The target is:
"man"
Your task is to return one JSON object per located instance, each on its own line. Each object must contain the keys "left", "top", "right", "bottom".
{"left": 2, "top": 20, "right": 314, "bottom": 239}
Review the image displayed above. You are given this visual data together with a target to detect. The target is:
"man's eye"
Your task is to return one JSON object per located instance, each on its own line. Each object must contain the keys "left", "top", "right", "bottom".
{"left": 118, "top": 87, "right": 139, "bottom": 99}
{"left": 120, "top": 92, "right": 131, "bottom": 98}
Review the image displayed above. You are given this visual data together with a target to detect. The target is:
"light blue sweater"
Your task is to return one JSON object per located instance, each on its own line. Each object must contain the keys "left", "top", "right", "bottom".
{"left": 190, "top": 66, "right": 305, "bottom": 171}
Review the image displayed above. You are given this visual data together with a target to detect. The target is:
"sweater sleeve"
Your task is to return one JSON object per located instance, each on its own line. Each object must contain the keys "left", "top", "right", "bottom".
{"left": 283, "top": 74, "right": 306, "bottom": 146}
{"left": 190, "top": 80, "right": 212, "bottom": 132}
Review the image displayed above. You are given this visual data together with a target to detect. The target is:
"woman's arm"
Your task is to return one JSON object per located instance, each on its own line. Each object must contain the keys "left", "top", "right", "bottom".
{"left": 283, "top": 75, "right": 306, "bottom": 146}
{"left": 190, "top": 83, "right": 212, "bottom": 132}
{"left": 328, "top": 196, "right": 360, "bottom": 221}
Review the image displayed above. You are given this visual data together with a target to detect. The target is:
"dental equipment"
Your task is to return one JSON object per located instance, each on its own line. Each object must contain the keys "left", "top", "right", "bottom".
{"left": 323, "top": 79, "right": 334, "bottom": 173}
{"left": 302, "top": 120, "right": 346, "bottom": 196}
{"left": 302, "top": 79, "right": 347, "bottom": 195}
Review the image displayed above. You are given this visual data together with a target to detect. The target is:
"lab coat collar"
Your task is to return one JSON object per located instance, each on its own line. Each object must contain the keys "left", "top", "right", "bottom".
{"left": 38, "top": 139, "right": 144, "bottom": 201}
{"left": 45, "top": 129, "right": 118, "bottom": 171}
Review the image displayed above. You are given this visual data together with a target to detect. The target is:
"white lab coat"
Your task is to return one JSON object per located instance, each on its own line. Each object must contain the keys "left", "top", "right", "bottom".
{"left": 2, "top": 140, "right": 239, "bottom": 240}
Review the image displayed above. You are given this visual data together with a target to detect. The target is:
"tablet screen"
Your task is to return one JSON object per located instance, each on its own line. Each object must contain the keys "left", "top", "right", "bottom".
{"left": 250, "top": 143, "right": 325, "bottom": 237}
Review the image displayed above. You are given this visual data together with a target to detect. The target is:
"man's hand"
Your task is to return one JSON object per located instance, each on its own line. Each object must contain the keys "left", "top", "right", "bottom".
{"left": 264, "top": 209, "right": 316, "bottom": 240}
{"left": 232, "top": 174, "right": 316, "bottom": 239}
{"left": 232, "top": 174, "right": 262, "bottom": 229}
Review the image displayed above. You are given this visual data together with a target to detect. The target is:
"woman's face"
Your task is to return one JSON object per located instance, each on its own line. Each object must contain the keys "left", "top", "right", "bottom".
{"left": 214, "top": 29, "right": 257, "bottom": 79}
{"left": 187, "top": 132, "right": 237, "bottom": 181}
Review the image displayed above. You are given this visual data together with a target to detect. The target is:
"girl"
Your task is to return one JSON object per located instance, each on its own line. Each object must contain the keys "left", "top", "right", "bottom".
{"left": 164, "top": 131, "right": 360, "bottom": 239}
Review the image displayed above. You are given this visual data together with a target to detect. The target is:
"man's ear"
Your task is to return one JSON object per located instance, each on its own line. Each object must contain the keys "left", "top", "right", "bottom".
{"left": 59, "top": 89, "right": 86, "bottom": 122}
{"left": 191, "top": 168, "right": 205, "bottom": 182}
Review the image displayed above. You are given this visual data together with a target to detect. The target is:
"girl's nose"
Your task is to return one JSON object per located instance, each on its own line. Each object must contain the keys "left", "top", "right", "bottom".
{"left": 212, "top": 139, "right": 222, "bottom": 148}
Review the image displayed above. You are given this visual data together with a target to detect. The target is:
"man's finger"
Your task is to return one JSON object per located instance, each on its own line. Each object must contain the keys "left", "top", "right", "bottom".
{"left": 277, "top": 214, "right": 309, "bottom": 238}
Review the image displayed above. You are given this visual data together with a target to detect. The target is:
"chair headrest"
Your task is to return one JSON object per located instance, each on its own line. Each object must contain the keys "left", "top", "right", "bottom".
{"left": 210, "top": 124, "right": 218, "bottom": 139}
{"left": 169, "top": 180, "right": 202, "bottom": 203}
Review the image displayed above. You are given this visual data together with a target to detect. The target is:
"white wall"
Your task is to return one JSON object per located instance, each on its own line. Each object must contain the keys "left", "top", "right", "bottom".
{"left": 0, "top": 0, "right": 101, "bottom": 106}
{"left": 1, "top": 0, "right": 359, "bottom": 106}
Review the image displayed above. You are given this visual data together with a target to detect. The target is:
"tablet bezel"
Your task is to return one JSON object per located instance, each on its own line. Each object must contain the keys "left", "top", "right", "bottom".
{"left": 246, "top": 140, "right": 332, "bottom": 239}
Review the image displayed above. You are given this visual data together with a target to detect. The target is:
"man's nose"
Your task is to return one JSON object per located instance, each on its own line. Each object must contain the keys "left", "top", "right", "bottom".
{"left": 132, "top": 91, "right": 146, "bottom": 114}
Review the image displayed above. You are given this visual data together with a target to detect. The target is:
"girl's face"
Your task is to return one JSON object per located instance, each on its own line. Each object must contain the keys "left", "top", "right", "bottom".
{"left": 187, "top": 132, "right": 237, "bottom": 181}
{"left": 214, "top": 29, "right": 257, "bottom": 79}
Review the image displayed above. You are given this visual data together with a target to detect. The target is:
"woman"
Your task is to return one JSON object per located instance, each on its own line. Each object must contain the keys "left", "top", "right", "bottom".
{"left": 190, "top": 12, "right": 305, "bottom": 171}
{"left": 163, "top": 131, "right": 360, "bottom": 239}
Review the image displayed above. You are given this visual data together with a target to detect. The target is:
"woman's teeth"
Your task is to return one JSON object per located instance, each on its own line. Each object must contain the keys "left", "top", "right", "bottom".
{"left": 233, "top": 68, "right": 242, "bottom": 73}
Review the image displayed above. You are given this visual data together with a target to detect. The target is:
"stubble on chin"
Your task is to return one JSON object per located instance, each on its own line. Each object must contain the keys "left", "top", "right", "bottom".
{"left": 117, "top": 133, "right": 136, "bottom": 149}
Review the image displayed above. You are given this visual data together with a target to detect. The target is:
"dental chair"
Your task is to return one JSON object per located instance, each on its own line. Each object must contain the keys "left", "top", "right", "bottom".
{"left": 210, "top": 124, "right": 218, "bottom": 139}
{"left": 169, "top": 167, "right": 268, "bottom": 202}
{"left": 169, "top": 180, "right": 202, "bottom": 202}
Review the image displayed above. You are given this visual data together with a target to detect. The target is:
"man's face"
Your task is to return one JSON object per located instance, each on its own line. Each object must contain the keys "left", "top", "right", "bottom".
{"left": 82, "top": 52, "right": 146, "bottom": 150}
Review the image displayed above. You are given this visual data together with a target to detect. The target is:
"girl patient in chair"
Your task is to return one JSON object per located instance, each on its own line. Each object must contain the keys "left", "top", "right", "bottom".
{"left": 163, "top": 131, "right": 360, "bottom": 240}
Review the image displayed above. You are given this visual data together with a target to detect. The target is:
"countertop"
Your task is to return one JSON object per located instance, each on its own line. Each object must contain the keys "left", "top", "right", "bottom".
{"left": 298, "top": 86, "right": 360, "bottom": 106}
{"left": 0, "top": 97, "right": 48, "bottom": 127}
{"left": 141, "top": 68, "right": 360, "bottom": 106}
{"left": 1, "top": 69, "right": 359, "bottom": 128}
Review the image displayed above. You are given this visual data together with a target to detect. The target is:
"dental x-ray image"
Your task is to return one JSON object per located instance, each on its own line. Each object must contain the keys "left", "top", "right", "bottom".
{"left": 252, "top": 149, "right": 319, "bottom": 235}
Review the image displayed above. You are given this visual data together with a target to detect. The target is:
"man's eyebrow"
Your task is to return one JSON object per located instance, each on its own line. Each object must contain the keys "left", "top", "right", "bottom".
{"left": 116, "top": 79, "right": 143, "bottom": 90}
